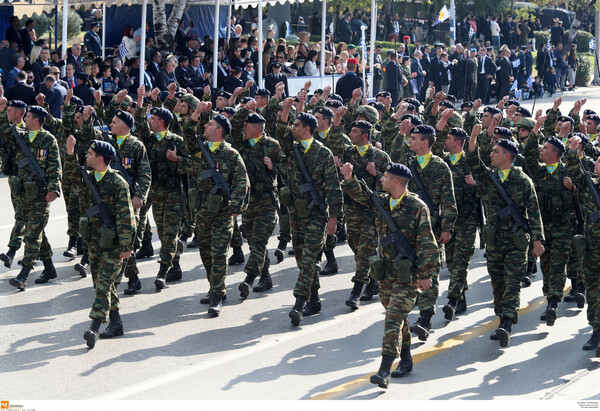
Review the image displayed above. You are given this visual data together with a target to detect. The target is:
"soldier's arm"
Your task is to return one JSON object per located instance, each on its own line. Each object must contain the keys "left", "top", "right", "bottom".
{"left": 174, "top": 136, "right": 192, "bottom": 173}
{"left": 134, "top": 105, "right": 151, "bottom": 146}
{"left": 134, "top": 143, "right": 152, "bottom": 203}
{"left": 439, "top": 164, "right": 458, "bottom": 233}
{"left": 564, "top": 149, "right": 586, "bottom": 196}
{"left": 524, "top": 177, "right": 544, "bottom": 242}
{"left": 0, "top": 111, "right": 14, "bottom": 142}
{"left": 381, "top": 116, "right": 400, "bottom": 153}
{"left": 374, "top": 150, "right": 391, "bottom": 191}
{"left": 44, "top": 109, "right": 64, "bottom": 139}
{"left": 163, "top": 96, "right": 177, "bottom": 114}
{"left": 342, "top": 174, "right": 371, "bottom": 207}
{"left": 230, "top": 107, "right": 250, "bottom": 149}
{"left": 229, "top": 152, "right": 250, "bottom": 215}
{"left": 414, "top": 203, "right": 441, "bottom": 281}
{"left": 466, "top": 148, "right": 488, "bottom": 184}
{"left": 104, "top": 98, "right": 122, "bottom": 124}
{"left": 45, "top": 136, "right": 62, "bottom": 197}
{"left": 543, "top": 108, "right": 558, "bottom": 136}
{"left": 463, "top": 111, "right": 480, "bottom": 136}
{"left": 523, "top": 136, "right": 541, "bottom": 180}
{"left": 322, "top": 149, "right": 344, "bottom": 215}
{"left": 115, "top": 179, "right": 136, "bottom": 251}
{"left": 62, "top": 104, "right": 77, "bottom": 136}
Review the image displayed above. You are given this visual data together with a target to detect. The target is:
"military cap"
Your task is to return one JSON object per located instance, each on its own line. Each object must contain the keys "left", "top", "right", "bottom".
{"left": 516, "top": 117, "right": 535, "bottom": 131}
{"left": 216, "top": 90, "right": 232, "bottom": 99}
{"left": 355, "top": 105, "right": 379, "bottom": 124}
{"left": 70, "top": 96, "right": 84, "bottom": 106}
{"left": 150, "top": 107, "right": 173, "bottom": 125}
{"left": 587, "top": 114, "right": 600, "bottom": 123}
{"left": 402, "top": 56, "right": 410, "bottom": 62}
{"left": 545, "top": 136, "right": 565, "bottom": 156}
{"left": 470, "top": 48, "right": 477, "bottom": 53}
{"left": 461, "top": 101, "right": 474, "bottom": 110}
{"left": 484, "top": 106, "right": 501, "bottom": 115}
{"left": 448, "top": 127, "right": 468, "bottom": 140}
{"left": 272, "top": 62, "right": 283, "bottom": 69}
{"left": 91, "top": 21, "right": 100, "bottom": 28}
{"left": 113, "top": 94, "right": 133, "bottom": 110}
{"left": 240, "top": 96, "right": 253, "bottom": 104}
{"left": 347, "top": 44, "right": 356, "bottom": 49}
{"left": 584, "top": 109, "right": 597, "bottom": 116}
{"left": 293, "top": 96, "right": 300, "bottom": 103}
{"left": 114, "top": 109, "right": 134, "bottom": 129}
{"left": 174, "top": 91, "right": 186, "bottom": 99}
{"left": 76, "top": 72, "right": 89, "bottom": 81}
{"left": 385, "top": 162, "right": 412, "bottom": 179}
{"left": 369, "top": 102, "right": 385, "bottom": 111}
{"left": 328, "top": 94, "right": 343, "bottom": 103}
{"left": 445, "top": 95, "right": 457, "bottom": 103}
{"left": 516, "top": 106, "right": 531, "bottom": 117}
{"left": 402, "top": 114, "right": 423, "bottom": 126}
{"left": 506, "top": 99, "right": 520, "bottom": 107}
{"left": 231, "top": 66, "right": 243, "bottom": 73}
{"left": 246, "top": 113, "right": 266, "bottom": 124}
{"left": 351, "top": 120, "right": 373, "bottom": 132}
{"left": 558, "top": 115, "right": 575, "bottom": 125}
{"left": 297, "top": 112, "right": 318, "bottom": 130}
{"left": 90, "top": 139, "right": 116, "bottom": 159}
{"left": 521, "top": 44, "right": 529, "bottom": 50}
{"left": 75, "top": 105, "right": 91, "bottom": 115}
{"left": 7, "top": 100, "right": 27, "bottom": 110}
{"left": 411, "top": 124, "right": 436, "bottom": 135}
{"left": 546, "top": 108, "right": 561, "bottom": 116}
{"left": 404, "top": 97, "right": 421, "bottom": 108}
{"left": 447, "top": 112, "right": 464, "bottom": 128}
{"left": 213, "top": 114, "right": 232, "bottom": 135}
{"left": 314, "top": 89, "right": 323, "bottom": 95}
{"left": 314, "top": 106, "right": 334, "bottom": 118}
{"left": 440, "top": 100, "right": 455, "bottom": 110}
{"left": 570, "top": 132, "right": 589, "bottom": 146}
{"left": 255, "top": 88, "right": 271, "bottom": 97}
{"left": 406, "top": 103, "right": 416, "bottom": 112}
{"left": 376, "top": 91, "right": 391, "bottom": 98}
{"left": 325, "top": 100, "right": 343, "bottom": 109}
{"left": 220, "top": 107, "right": 236, "bottom": 116}
{"left": 27, "top": 105, "right": 48, "bottom": 120}
{"left": 495, "top": 138, "right": 519, "bottom": 156}
{"left": 493, "top": 126, "right": 513, "bottom": 138}
{"left": 181, "top": 94, "right": 200, "bottom": 111}
{"left": 486, "top": 46, "right": 493, "bottom": 51}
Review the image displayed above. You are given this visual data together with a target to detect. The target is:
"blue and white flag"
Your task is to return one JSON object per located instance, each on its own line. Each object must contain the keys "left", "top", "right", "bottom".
{"left": 512, "top": 58, "right": 521, "bottom": 68}
{"left": 546, "top": 36, "right": 551, "bottom": 50}
{"left": 329, "top": 21, "right": 334, "bottom": 34}
{"left": 514, "top": 88, "right": 522, "bottom": 100}
{"left": 526, "top": 75, "right": 533, "bottom": 88}
{"left": 394, "top": 20, "right": 400, "bottom": 35}
{"left": 469, "top": 25, "right": 475, "bottom": 39}
{"left": 118, "top": 39, "right": 129, "bottom": 59}
{"left": 361, "top": 29, "right": 367, "bottom": 69}
{"left": 510, "top": 79, "right": 518, "bottom": 92}
{"left": 590, "top": 37, "right": 596, "bottom": 51}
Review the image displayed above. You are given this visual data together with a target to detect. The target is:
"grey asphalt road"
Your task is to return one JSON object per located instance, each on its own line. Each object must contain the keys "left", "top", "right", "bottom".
{"left": 1, "top": 88, "right": 599, "bottom": 402}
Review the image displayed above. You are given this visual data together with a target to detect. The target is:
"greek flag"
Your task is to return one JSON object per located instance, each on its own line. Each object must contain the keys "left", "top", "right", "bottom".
{"left": 469, "top": 25, "right": 474, "bottom": 39}
{"left": 510, "top": 79, "right": 518, "bottom": 92}
{"left": 329, "top": 21, "right": 334, "bottom": 34}
{"left": 526, "top": 75, "right": 533, "bottom": 88}
{"left": 514, "top": 88, "right": 522, "bottom": 100}
{"left": 590, "top": 37, "right": 596, "bottom": 51}
{"left": 394, "top": 20, "right": 400, "bottom": 35}
{"left": 118, "top": 39, "right": 129, "bottom": 59}
{"left": 546, "top": 36, "right": 551, "bottom": 49}
{"left": 512, "top": 58, "right": 521, "bottom": 68}
{"left": 361, "top": 30, "right": 367, "bottom": 69}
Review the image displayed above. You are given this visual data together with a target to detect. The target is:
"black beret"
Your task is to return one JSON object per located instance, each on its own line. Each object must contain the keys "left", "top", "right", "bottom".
{"left": 411, "top": 124, "right": 436, "bottom": 135}
{"left": 216, "top": 90, "right": 232, "bottom": 99}
{"left": 558, "top": 115, "right": 574, "bottom": 125}
{"left": 351, "top": 120, "right": 372, "bottom": 132}
{"left": 76, "top": 72, "right": 89, "bottom": 81}
{"left": 404, "top": 97, "right": 421, "bottom": 108}
{"left": 461, "top": 101, "right": 474, "bottom": 110}
{"left": 174, "top": 91, "right": 186, "bottom": 99}
{"left": 545, "top": 136, "right": 565, "bottom": 156}
{"left": 325, "top": 100, "right": 343, "bottom": 109}
{"left": 314, "top": 89, "right": 323, "bottom": 95}
{"left": 27, "top": 105, "right": 48, "bottom": 120}
{"left": 70, "top": 96, "right": 84, "bottom": 106}
{"left": 483, "top": 106, "right": 501, "bottom": 115}
{"left": 449, "top": 127, "right": 468, "bottom": 140}
{"left": 495, "top": 138, "right": 519, "bottom": 156}
{"left": 506, "top": 99, "right": 520, "bottom": 107}
{"left": 385, "top": 162, "right": 412, "bottom": 179}
{"left": 246, "top": 113, "right": 266, "bottom": 124}
{"left": 75, "top": 105, "right": 91, "bottom": 115}
{"left": 297, "top": 112, "right": 318, "bottom": 130}
{"left": 213, "top": 114, "right": 232, "bottom": 135}
{"left": 240, "top": 96, "right": 253, "bottom": 104}
{"left": 584, "top": 109, "right": 597, "bottom": 116}
{"left": 220, "top": 107, "right": 236, "bottom": 116}
{"left": 7, "top": 100, "right": 27, "bottom": 110}
{"left": 368, "top": 102, "right": 385, "bottom": 111}
{"left": 515, "top": 106, "right": 531, "bottom": 117}
{"left": 272, "top": 62, "right": 283, "bottom": 69}
{"left": 90, "top": 139, "right": 116, "bottom": 159}
{"left": 587, "top": 114, "right": 600, "bottom": 123}
{"left": 293, "top": 96, "right": 300, "bottom": 103}
{"left": 114, "top": 109, "right": 134, "bottom": 129}
{"left": 406, "top": 104, "right": 416, "bottom": 112}
{"left": 315, "top": 106, "right": 334, "bottom": 118}
{"left": 445, "top": 95, "right": 457, "bottom": 103}
{"left": 570, "top": 132, "right": 589, "bottom": 146}
{"left": 150, "top": 107, "right": 173, "bottom": 125}
{"left": 493, "top": 127, "right": 513, "bottom": 138}
{"left": 401, "top": 114, "right": 423, "bottom": 126}
{"left": 440, "top": 101, "right": 455, "bottom": 110}
{"left": 376, "top": 91, "right": 391, "bottom": 98}
{"left": 255, "top": 88, "right": 271, "bottom": 97}
{"left": 328, "top": 94, "right": 343, "bottom": 103}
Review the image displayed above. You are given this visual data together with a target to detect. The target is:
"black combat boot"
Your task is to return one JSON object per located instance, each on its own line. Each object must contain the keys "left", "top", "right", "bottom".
{"left": 583, "top": 331, "right": 600, "bottom": 350}
{"left": 179, "top": 234, "right": 188, "bottom": 247}
{"left": 154, "top": 264, "right": 169, "bottom": 289}
{"left": 274, "top": 239, "right": 287, "bottom": 262}
{"left": 496, "top": 317, "right": 513, "bottom": 347}
{"left": 345, "top": 281, "right": 364, "bottom": 310}
{"left": 228, "top": 246, "right": 245, "bottom": 265}
{"left": 522, "top": 260, "right": 537, "bottom": 287}
{"left": 208, "top": 293, "right": 223, "bottom": 316}
{"left": 0, "top": 246, "right": 18, "bottom": 268}
{"left": 391, "top": 347, "right": 413, "bottom": 378}
{"left": 410, "top": 311, "right": 433, "bottom": 341}
{"left": 100, "top": 310, "right": 124, "bottom": 339}
{"left": 303, "top": 291, "right": 321, "bottom": 316}
{"left": 545, "top": 296, "right": 559, "bottom": 326}
{"left": 253, "top": 267, "right": 273, "bottom": 292}
{"left": 84, "top": 318, "right": 102, "bottom": 348}
{"left": 74, "top": 250, "right": 90, "bottom": 278}
{"left": 336, "top": 226, "right": 347, "bottom": 243}
{"left": 124, "top": 274, "right": 142, "bottom": 295}
{"left": 319, "top": 249, "right": 338, "bottom": 275}
{"left": 135, "top": 239, "right": 154, "bottom": 259}
{"left": 76, "top": 237, "right": 84, "bottom": 255}
{"left": 166, "top": 260, "right": 182, "bottom": 282}
{"left": 455, "top": 292, "right": 467, "bottom": 314}
{"left": 289, "top": 295, "right": 307, "bottom": 325}
{"left": 443, "top": 298, "right": 458, "bottom": 321}
{"left": 9, "top": 265, "right": 31, "bottom": 291}
{"left": 575, "top": 283, "right": 586, "bottom": 309}
{"left": 63, "top": 236, "right": 78, "bottom": 259}
{"left": 360, "top": 279, "right": 380, "bottom": 301}
{"left": 238, "top": 274, "right": 257, "bottom": 298}
{"left": 564, "top": 279, "right": 577, "bottom": 302}
{"left": 187, "top": 235, "right": 199, "bottom": 248}
{"left": 35, "top": 259, "right": 57, "bottom": 284}
{"left": 370, "top": 355, "right": 395, "bottom": 389}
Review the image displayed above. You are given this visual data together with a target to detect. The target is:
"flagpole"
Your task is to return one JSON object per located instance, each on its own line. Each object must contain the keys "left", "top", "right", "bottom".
{"left": 369, "top": 0, "right": 376, "bottom": 98}
{"left": 450, "top": 0, "right": 456, "bottom": 46}
{"left": 361, "top": 25, "right": 366, "bottom": 95}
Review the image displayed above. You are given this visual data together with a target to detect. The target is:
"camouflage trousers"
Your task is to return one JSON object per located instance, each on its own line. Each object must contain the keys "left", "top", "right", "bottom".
{"left": 446, "top": 217, "right": 478, "bottom": 300}
{"left": 540, "top": 223, "right": 572, "bottom": 301}
{"left": 88, "top": 245, "right": 126, "bottom": 322}
{"left": 486, "top": 232, "right": 527, "bottom": 323}
{"left": 62, "top": 179, "right": 81, "bottom": 238}
{"left": 582, "top": 231, "right": 600, "bottom": 332}
{"left": 379, "top": 278, "right": 419, "bottom": 358}
{"left": 346, "top": 206, "right": 377, "bottom": 285}
{"left": 182, "top": 190, "right": 196, "bottom": 238}
{"left": 123, "top": 211, "right": 140, "bottom": 279}
{"left": 567, "top": 248, "right": 583, "bottom": 285}
{"left": 196, "top": 211, "right": 234, "bottom": 296}
{"left": 277, "top": 205, "right": 291, "bottom": 243}
{"left": 135, "top": 197, "right": 152, "bottom": 249}
{"left": 18, "top": 195, "right": 53, "bottom": 268}
{"left": 151, "top": 189, "right": 183, "bottom": 267}
{"left": 7, "top": 176, "right": 26, "bottom": 249}
{"left": 416, "top": 233, "right": 441, "bottom": 314}
{"left": 291, "top": 213, "right": 326, "bottom": 298}
{"left": 241, "top": 196, "right": 277, "bottom": 278}
{"left": 230, "top": 219, "right": 243, "bottom": 248}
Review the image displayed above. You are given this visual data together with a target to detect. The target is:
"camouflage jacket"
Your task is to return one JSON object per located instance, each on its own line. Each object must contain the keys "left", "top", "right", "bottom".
{"left": 344, "top": 176, "right": 440, "bottom": 281}
{"left": 182, "top": 118, "right": 249, "bottom": 215}
{"left": 65, "top": 153, "right": 136, "bottom": 250}
{"left": 466, "top": 148, "right": 544, "bottom": 241}
{"left": 564, "top": 149, "right": 600, "bottom": 239}
{"left": 276, "top": 119, "right": 343, "bottom": 220}
{"left": 0, "top": 111, "right": 62, "bottom": 196}
{"left": 380, "top": 117, "right": 402, "bottom": 155}
{"left": 441, "top": 151, "right": 479, "bottom": 220}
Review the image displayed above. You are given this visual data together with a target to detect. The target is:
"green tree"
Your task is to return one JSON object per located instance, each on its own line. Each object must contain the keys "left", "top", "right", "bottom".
{"left": 49, "top": 9, "right": 84, "bottom": 41}
{"left": 24, "top": 12, "right": 51, "bottom": 38}
{"left": 528, "top": 0, "right": 598, "bottom": 44}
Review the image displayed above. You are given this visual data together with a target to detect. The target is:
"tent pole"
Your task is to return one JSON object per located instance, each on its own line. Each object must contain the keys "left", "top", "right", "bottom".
{"left": 54, "top": 0, "right": 58, "bottom": 51}
{"left": 213, "top": 0, "right": 220, "bottom": 89}
{"left": 369, "top": 0, "right": 376, "bottom": 97}
{"left": 61, "top": 0, "right": 68, "bottom": 77}
{"left": 227, "top": 0, "right": 232, "bottom": 42}
{"left": 102, "top": 2, "right": 106, "bottom": 59}
{"left": 320, "top": 0, "right": 326, "bottom": 80}
{"left": 257, "top": 0, "right": 263, "bottom": 88}
{"left": 139, "top": 0, "right": 148, "bottom": 88}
